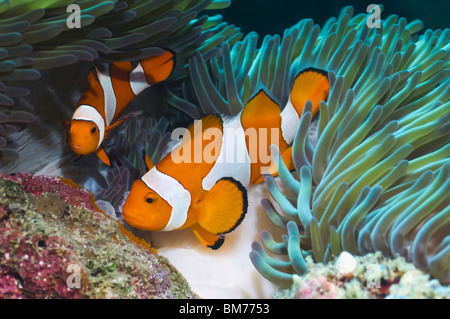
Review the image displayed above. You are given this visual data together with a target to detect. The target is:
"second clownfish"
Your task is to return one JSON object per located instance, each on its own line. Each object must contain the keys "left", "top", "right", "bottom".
{"left": 62, "top": 50, "right": 175, "bottom": 166}
{"left": 122, "top": 68, "right": 330, "bottom": 249}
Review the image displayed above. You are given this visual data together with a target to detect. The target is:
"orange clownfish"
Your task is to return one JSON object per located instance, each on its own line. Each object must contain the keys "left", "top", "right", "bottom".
{"left": 122, "top": 68, "right": 330, "bottom": 249}
{"left": 62, "top": 50, "right": 175, "bottom": 166}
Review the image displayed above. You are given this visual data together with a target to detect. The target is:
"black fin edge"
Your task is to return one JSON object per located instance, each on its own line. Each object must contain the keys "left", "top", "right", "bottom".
{"left": 296, "top": 67, "right": 328, "bottom": 78}
{"left": 208, "top": 236, "right": 225, "bottom": 250}
{"left": 246, "top": 86, "right": 281, "bottom": 108}
{"left": 216, "top": 176, "right": 248, "bottom": 235}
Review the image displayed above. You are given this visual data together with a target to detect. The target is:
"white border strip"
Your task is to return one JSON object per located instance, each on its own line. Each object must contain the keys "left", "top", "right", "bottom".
{"left": 129, "top": 63, "right": 151, "bottom": 95}
{"left": 141, "top": 167, "right": 191, "bottom": 231}
{"left": 280, "top": 95, "right": 300, "bottom": 145}
{"left": 72, "top": 104, "right": 105, "bottom": 150}
{"left": 96, "top": 67, "right": 116, "bottom": 127}
{"left": 202, "top": 115, "right": 251, "bottom": 190}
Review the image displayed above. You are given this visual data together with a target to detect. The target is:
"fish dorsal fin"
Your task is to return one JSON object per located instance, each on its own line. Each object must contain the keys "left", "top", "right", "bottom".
{"left": 241, "top": 89, "right": 282, "bottom": 130}
{"left": 290, "top": 67, "right": 330, "bottom": 118}
{"left": 105, "top": 110, "right": 143, "bottom": 136}
{"left": 95, "top": 146, "right": 111, "bottom": 166}
{"left": 175, "top": 113, "right": 223, "bottom": 161}
{"left": 140, "top": 49, "right": 175, "bottom": 85}
{"left": 158, "top": 113, "right": 223, "bottom": 191}
{"left": 241, "top": 89, "right": 288, "bottom": 184}
{"left": 185, "top": 113, "right": 223, "bottom": 139}
{"left": 196, "top": 177, "right": 247, "bottom": 235}
{"left": 169, "top": 113, "right": 223, "bottom": 163}
{"left": 77, "top": 70, "right": 106, "bottom": 119}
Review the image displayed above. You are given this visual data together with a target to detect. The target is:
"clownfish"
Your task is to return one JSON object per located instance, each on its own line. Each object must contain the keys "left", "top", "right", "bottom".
{"left": 62, "top": 50, "right": 175, "bottom": 166}
{"left": 122, "top": 68, "right": 330, "bottom": 249}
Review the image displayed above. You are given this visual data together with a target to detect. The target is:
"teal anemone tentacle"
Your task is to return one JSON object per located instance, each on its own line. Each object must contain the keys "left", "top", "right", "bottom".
{"left": 428, "top": 237, "right": 450, "bottom": 285}
{"left": 389, "top": 163, "right": 450, "bottom": 258}
{"left": 249, "top": 249, "right": 294, "bottom": 289}
{"left": 339, "top": 186, "right": 383, "bottom": 255}
{"left": 260, "top": 198, "right": 290, "bottom": 230}
{"left": 251, "top": 241, "right": 293, "bottom": 273}
{"left": 310, "top": 217, "right": 325, "bottom": 262}
{"left": 286, "top": 221, "right": 308, "bottom": 275}
{"left": 311, "top": 82, "right": 353, "bottom": 184}
{"left": 263, "top": 174, "right": 299, "bottom": 222}
{"left": 269, "top": 144, "right": 300, "bottom": 198}
{"left": 260, "top": 230, "right": 287, "bottom": 255}
{"left": 369, "top": 170, "right": 435, "bottom": 255}
{"left": 411, "top": 206, "right": 450, "bottom": 272}
{"left": 291, "top": 111, "right": 313, "bottom": 172}
{"left": 296, "top": 166, "right": 313, "bottom": 229}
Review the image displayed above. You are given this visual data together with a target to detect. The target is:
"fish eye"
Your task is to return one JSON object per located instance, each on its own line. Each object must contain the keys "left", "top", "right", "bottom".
{"left": 91, "top": 127, "right": 97, "bottom": 134}
{"left": 145, "top": 193, "right": 158, "bottom": 204}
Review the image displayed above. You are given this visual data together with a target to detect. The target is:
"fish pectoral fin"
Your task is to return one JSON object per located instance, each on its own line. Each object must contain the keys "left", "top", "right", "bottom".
{"left": 95, "top": 146, "right": 111, "bottom": 166}
{"left": 116, "top": 110, "right": 143, "bottom": 125}
{"left": 197, "top": 177, "right": 248, "bottom": 236}
{"left": 105, "top": 111, "right": 143, "bottom": 136}
{"left": 190, "top": 223, "right": 225, "bottom": 250}
{"left": 105, "top": 118, "right": 127, "bottom": 135}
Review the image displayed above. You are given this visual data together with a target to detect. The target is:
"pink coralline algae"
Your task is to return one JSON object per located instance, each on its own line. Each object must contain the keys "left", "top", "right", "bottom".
{"left": 0, "top": 233, "right": 82, "bottom": 299}
{"left": 0, "top": 172, "right": 98, "bottom": 211}
{"left": 0, "top": 173, "right": 197, "bottom": 299}
{"left": 296, "top": 276, "right": 339, "bottom": 299}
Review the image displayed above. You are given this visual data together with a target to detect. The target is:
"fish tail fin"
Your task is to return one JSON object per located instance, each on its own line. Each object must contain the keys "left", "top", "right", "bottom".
{"left": 290, "top": 67, "right": 330, "bottom": 118}
{"left": 197, "top": 177, "right": 248, "bottom": 237}
{"left": 190, "top": 224, "right": 225, "bottom": 250}
{"left": 141, "top": 49, "right": 175, "bottom": 85}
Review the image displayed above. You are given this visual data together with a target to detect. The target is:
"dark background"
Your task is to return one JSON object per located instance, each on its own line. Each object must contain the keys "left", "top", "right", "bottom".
{"left": 220, "top": 0, "right": 449, "bottom": 37}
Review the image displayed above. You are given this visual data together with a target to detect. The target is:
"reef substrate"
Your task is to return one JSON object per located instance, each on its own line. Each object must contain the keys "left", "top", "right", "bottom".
{"left": 0, "top": 173, "right": 197, "bottom": 299}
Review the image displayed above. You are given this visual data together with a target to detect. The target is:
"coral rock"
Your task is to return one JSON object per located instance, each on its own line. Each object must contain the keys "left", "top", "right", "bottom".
{"left": 0, "top": 173, "right": 197, "bottom": 299}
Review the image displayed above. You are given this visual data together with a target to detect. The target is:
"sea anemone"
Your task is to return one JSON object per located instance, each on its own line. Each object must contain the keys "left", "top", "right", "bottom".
{"left": 242, "top": 7, "right": 450, "bottom": 287}
{"left": 167, "top": 5, "right": 449, "bottom": 286}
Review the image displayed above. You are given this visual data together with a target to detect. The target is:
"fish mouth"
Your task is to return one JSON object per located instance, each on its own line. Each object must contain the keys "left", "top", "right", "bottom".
{"left": 70, "top": 144, "right": 91, "bottom": 155}
{"left": 122, "top": 209, "right": 145, "bottom": 229}
{"left": 122, "top": 210, "right": 159, "bottom": 231}
{"left": 122, "top": 215, "right": 147, "bottom": 230}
